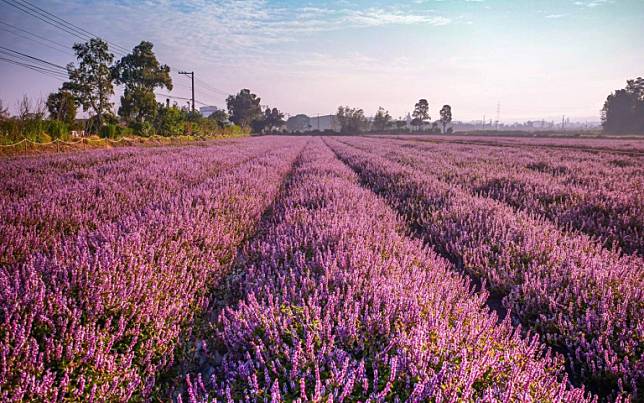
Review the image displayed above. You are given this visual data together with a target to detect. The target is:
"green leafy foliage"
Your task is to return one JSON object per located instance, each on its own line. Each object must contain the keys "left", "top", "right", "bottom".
{"left": 63, "top": 38, "right": 115, "bottom": 132}
{"left": 112, "top": 41, "right": 172, "bottom": 124}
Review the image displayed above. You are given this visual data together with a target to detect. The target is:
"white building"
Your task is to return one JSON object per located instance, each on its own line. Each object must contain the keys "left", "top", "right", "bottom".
{"left": 199, "top": 106, "right": 219, "bottom": 117}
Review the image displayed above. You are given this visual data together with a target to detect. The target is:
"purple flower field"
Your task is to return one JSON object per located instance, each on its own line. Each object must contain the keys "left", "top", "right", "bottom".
{"left": 0, "top": 136, "right": 642, "bottom": 402}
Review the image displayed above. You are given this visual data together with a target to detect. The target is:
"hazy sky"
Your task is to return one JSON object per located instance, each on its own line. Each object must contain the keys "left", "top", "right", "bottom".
{"left": 1, "top": 0, "right": 643, "bottom": 122}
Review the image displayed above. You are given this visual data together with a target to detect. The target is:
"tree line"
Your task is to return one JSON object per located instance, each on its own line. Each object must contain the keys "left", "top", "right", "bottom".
{"left": 334, "top": 100, "right": 452, "bottom": 134}
{"left": 0, "top": 38, "right": 287, "bottom": 143}
{"left": 602, "top": 77, "right": 644, "bottom": 134}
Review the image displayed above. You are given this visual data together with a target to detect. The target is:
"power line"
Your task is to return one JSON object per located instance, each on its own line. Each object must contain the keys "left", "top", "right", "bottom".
{"left": 15, "top": 0, "right": 129, "bottom": 53}
{"left": 0, "top": 20, "right": 72, "bottom": 53}
{"left": 0, "top": 57, "right": 67, "bottom": 80}
{"left": 0, "top": 45, "right": 67, "bottom": 70}
{"left": 193, "top": 76, "right": 229, "bottom": 96}
{"left": 156, "top": 93, "right": 210, "bottom": 107}
{"left": 1, "top": 0, "right": 88, "bottom": 42}
{"left": 178, "top": 71, "right": 195, "bottom": 113}
{"left": 0, "top": 0, "right": 127, "bottom": 57}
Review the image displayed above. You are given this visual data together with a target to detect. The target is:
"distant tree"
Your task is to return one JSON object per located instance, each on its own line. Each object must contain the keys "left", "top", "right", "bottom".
{"left": 0, "top": 99, "right": 9, "bottom": 120}
{"left": 17, "top": 95, "right": 31, "bottom": 120}
{"left": 112, "top": 41, "right": 172, "bottom": 125}
{"left": 412, "top": 99, "right": 430, "bottom": 131}
{"left": 439, "top": 104, "right": 452, "bottom": 134}
{"left": 63, "top": 38, "right": 114, "bottom": 131}
{"left": 226, "top": 89, "right": 262, "bottom": 128}
{"left": 602, "top": 77, "right": 644, "bottom": 134}
{"left": 47, "top": 90, "right": 77, "bottom": 125}
{"left": 394, "top": 120, "right": 407, "bottom": 131}
{"left": 336, "top": 106, "right": 368, "bottom": 133}
{"left": 154, "top": 102, "right": 183, "bottom": 136}
{"left": 248, "top": 112, "right": 265, "bottom": 133}
{"left": 372, "top": 107, "right": 392, "bottom": 132}
{"left": 208, "top": 109, "right": 229, "bottom": 129}
{"left": 264, "top": 107, "right": 285, "bottom": 132}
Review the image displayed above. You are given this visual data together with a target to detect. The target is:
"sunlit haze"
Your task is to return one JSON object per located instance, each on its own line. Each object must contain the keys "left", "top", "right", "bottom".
{"left": 1, "top": 0, "right": 643, "bottom": 122}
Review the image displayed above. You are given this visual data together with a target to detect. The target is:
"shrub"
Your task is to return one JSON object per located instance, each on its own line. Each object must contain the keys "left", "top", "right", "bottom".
{"left": 129, "top": 121, "right": 152, "bottom": 137}
{"left": 47, "top": 120, "right": 70, "bottom": 140}
{"left": 99, "top": 124, "right": 118, "bottom": 139}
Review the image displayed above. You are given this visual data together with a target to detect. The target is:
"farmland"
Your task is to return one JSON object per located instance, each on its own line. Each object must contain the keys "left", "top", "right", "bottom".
{"left": 0, "top": 135, "right": 642, "bottom": 402}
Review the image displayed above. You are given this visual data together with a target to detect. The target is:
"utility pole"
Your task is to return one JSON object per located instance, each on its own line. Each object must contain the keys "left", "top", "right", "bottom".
{"left": 178, "top": 71, "right": 195, "bottom": 113}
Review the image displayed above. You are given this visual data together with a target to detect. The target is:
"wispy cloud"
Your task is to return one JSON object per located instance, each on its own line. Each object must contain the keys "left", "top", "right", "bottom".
{"left": 344, "top": 8, "right": 451, "bottom": 26}
{"left": 573, "top": 0, "right": 613, "bottom": 8}
{"left": 545, "top": 14, "right": 566, "bottom": 18}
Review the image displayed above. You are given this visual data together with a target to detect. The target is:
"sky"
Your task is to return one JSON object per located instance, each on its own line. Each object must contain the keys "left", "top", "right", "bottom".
{"left": 1, "top": 0, "right": 643, "bottom": 122}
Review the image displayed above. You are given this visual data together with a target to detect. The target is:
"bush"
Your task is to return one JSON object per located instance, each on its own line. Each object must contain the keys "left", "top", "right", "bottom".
{"left": 0, "top": 119, "right": 21, "bottom": 142}
{"left": 47, "top": 120, "right": 69, "bottom": 140}
{"left": 129, "top": 121, "right": 152, "bottom": 137}
{"left": 99, "top": 124, "right": 118, "bottom": 139}
{"left": 34, "top": 132, "right": 52, "bottom": 143}
{"left": 22, "top": 118, "right": 46, "bottom": 140}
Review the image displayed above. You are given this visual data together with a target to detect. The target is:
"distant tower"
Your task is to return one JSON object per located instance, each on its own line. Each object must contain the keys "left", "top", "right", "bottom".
{"left": 495, "top": 102, "right": 501, "bottom": 130}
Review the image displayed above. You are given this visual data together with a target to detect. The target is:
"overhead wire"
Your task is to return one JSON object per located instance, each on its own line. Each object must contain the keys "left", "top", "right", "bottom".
{"left": 15, "top": 0, "right": 129, "bottom": 53}
{"left": 1, "top": 0, "right": 233, "bottom": 109}
{"left": 0, "top": 0, "right": 127, "bottom": 57}
{"left": 0, "top": 57, "right": 67, "bottom": 80}
{"left": 0, "top": 45, "right": 67, "bottom": 70}
{"left": 0, "top": 20, "right": 72, "bottom": 53}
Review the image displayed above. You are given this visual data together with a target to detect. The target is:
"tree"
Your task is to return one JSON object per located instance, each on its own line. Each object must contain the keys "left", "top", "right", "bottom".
{"left": 394, "top": 120, "right": 407, "bottom": 131}
{"left": 412, "top": 99, "right": 430, "bottom": 131}
{"left": 208, "top": 109, "right": 229, "bottom": 129}
{"left": 112, "top": 41, "right": 172, "bottom": 125}
{"left": 439, "top": 104, "right": 452, "bottom": 134}
{"left": 250, "top": 117, "right": 266, "bottom": 134}
{"left": 63, "top": 38, "right": 114, "bottom": 131}
{"left": 264, "top": 107, "right": 285, "bottom": 132}
{"left": 372, "top": 107, "right": 392, "bottom": 132}
{"left": 0, "top": 99, "right": 9, "bottom": 120}
{"left": 17, "top": 95, "right": 32, "bottom": 120}
{"left": 602, "top": 77, "right": 644, "bottom": 134}
{"left": 336, "top": 106, "right": 368, "bottom": 133}
{"left": 47, "top": 90, "right": 77, "bottom": 125}
{"left": 226, "top": 89, "right": 262, "bottom": 128}
{"left": 154, "top": 102, "right": 183, "bottom": 136}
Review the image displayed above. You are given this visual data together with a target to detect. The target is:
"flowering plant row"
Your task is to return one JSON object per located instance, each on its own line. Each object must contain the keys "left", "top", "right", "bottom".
{"left": 328, "top": 137, "right": 642, "bottom": 400}
{"left": 0, "top": 138, "right": 305, "bottom": 401}
{"left": 178, "top": 139, "right": 591, "bottom": 401}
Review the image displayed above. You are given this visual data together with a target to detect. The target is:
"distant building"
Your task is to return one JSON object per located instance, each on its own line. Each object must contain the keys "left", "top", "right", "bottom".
{"left": 286, "top": 114, "right": 339, "bottom": 132}
{"left": 199, "top": 106, "right": 219, "bottom": 117}
{"left": 286, "top": 114, "right": 311, "bottom": 132}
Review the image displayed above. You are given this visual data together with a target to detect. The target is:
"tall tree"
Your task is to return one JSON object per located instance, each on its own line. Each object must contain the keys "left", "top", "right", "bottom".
{"left": 0, "top": 99, "right": 9, "bottom": 120}
{"left": 372, "top": 106, "right": 392, "bottom": 131}
{"left": 336, "top": 106, "right": 368, "bottom": 133}
{"left": 47, "top": 90, "right": 77, "bottom": 125}
{"left": 63, "top": 38, "right": 114, "bottom": 131}
{"left": 602, "top": 77, "right": 644, "bottom": 134}
{"left": 264, "top": 107, "right": 285, "bottom": 132}
{"left": 112, "top": 41, "right": 172, "bottom": 124}
{"left": 226, "top": 89, "right": 262, "bottom": 128}
{"left": 439, "top": 104, "right": 452, "bottom": 134}
{"left": 412, "top": 99, "right": 430, "bottom": 131}
{"left": 208, "top": 109, "right": 229, "bottom": 129}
